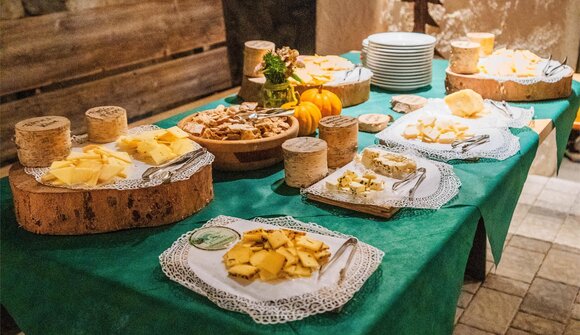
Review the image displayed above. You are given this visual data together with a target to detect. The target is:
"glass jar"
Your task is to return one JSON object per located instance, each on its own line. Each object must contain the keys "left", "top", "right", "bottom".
{"left": 261, "top": 80, "right": 298, "bottom": 108}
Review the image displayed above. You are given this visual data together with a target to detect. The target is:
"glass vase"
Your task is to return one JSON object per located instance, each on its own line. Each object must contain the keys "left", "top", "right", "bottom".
{"left": 261, "top": 80, "right": 297, "bottom": 108}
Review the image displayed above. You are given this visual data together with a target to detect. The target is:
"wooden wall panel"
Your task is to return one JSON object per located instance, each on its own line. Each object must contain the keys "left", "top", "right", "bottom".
{"left": 0, "top": 0, "right": 226, "bottom": 95}
{"left": 0, "top": 47, "right": 231, "bottom": 164}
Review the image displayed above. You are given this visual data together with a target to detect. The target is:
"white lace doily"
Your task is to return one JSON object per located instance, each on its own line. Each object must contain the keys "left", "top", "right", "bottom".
{"left": 376, "top": 112, "right": 521, "bottom": 162}
{"left": 302, "top": 145, "right": 461, "bottom": 209}
{"left": 159, "top": 215, "right": 384, "bottom": 324}
{"left": 24, "top": 125, "right": 215, "bottom": 190}
{"left": 425, "top": 98, "right": 534, "bottom": 129}
{"left": 472, "top": 59, "right": 573, "bottom": 85}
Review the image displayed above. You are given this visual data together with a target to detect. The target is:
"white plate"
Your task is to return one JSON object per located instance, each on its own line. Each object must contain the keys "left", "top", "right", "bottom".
{"left": 160, "top": 215, "right": 385, "bottom": 325}
{"left": 367, "top": 63, "right": 432, "bottom": 72}
{"left": 303, "top": 146, "right": 461, "bottom": 209}
{"left": 367, "top": 56, "right": 432, "bottom": 63}
{"left": 368, "top": 32, "right": 436, "bottom": 47}
{"left": 372, "top": 83, "right": 431, "bottom": 92}
{"left": 422, "top": 99, "right": 535, "bottom": 129}
{"left": 375, "top": 110, "right": 521, "bottom": 161}
{"left": 365, "top": 55, "right": 433, "bottom": 64}
{"left": 372, "top": 77, "right": 432, "bottom": 85}
{"left": 367, "top": 48, "right": 434, "bottom": 55}
{"left": 368, "top": 43, "right": 435, "bottom": 53}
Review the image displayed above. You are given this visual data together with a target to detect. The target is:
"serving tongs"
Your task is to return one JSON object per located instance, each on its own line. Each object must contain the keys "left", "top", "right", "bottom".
{"left": 452, "top": 134, "right": 490, "bottom": 153}
{"left": 392, "top": 167, "right": 427, "bottom": 200}
{"left": 238, "top": 108, "right": 295, "bottom": 120}
{"left": 318, "top": 237, "right": 358, "bottom": 285}
{"left": 488, "top": 100, "right": 513, "bottom": 118}
{"left": 141, "top": 147, "right": 207, "bottom": 182}
{"left": 342, "top": 64, "right": 363, "bottom": 82}
{"left": 542, "top": 54, "right": 568, "bottom": 77}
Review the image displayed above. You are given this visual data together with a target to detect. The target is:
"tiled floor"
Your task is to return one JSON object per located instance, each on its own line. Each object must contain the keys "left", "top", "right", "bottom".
{"left": 454, "top": 161, "right": 580, "bottom": 335}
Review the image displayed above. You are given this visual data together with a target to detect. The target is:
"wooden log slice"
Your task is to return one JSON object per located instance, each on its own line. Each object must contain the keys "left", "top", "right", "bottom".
{"left": 318, "top": 115, "right": 358, "bottom": 169}
{"left": 282, "top": 137, "right": 328, "bottom": 188}
{"left": 14, "top": 116, "right": 71, "bottom": 167}
{"left": 449, "top": 41, "right": 480, "bottom": 74}
{"left": 445, "top": 68, "right": 573, "bottom": 101}
{"left": 243, "top": 40, "right": 275, "bottom": 77}
{"left": 238, "top": 67, "right": 372, "bottom": 107}
{"left": 85, "top": 106, "right": 128, "bottom": 143}
{"left": 8, "top": 163, "right": 213, "bottom": 235}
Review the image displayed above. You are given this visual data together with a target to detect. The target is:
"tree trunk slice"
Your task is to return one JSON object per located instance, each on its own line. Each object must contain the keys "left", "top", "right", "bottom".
{"left": 445, "top": 68, "right": 573, "bottom": 101}
{"left": 8, "top": 163, "right": 213, "bottom": 235}
{"left": 306, "top": 193, "right": 398, "bottom": 219}
{"left": 238, "top": 76, "right": 371, "bottom": 107}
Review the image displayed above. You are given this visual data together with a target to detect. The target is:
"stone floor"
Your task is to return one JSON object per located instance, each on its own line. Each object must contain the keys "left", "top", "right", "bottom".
{"left": 454, "top": 161, "right": 580, "bottom": 335}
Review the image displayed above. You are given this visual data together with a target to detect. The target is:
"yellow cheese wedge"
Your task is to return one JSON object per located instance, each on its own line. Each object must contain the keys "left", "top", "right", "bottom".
{"left": 297, "top": 250, "right": 320, "bottom": 268}
{"left": 444, "top": 89, "right": 485, "bottom": 118}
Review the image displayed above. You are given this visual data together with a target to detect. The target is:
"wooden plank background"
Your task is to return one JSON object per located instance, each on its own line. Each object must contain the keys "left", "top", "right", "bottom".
{"left": 0, "top": 0, "right": 232, "bottom": 165}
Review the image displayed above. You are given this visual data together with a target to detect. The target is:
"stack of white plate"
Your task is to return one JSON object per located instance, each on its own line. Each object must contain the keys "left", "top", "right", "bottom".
{"left": 365, "top": 32, "right": 436, "bottom": 91}
{"left": 361, "top": 39, "right": 369, "bottom": 67}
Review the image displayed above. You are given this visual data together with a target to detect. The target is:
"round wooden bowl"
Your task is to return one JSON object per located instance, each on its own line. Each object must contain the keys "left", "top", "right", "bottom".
{"left": 177, "top": 116, "right": 299, "bottom": 171}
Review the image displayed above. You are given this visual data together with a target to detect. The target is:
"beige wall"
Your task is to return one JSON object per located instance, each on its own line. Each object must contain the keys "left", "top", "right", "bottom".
{"left": 317, "top": 0, "right": 580, "bottom": 71}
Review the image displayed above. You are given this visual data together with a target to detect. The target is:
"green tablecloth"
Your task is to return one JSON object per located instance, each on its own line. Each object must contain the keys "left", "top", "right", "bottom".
{"left": 2, "top": 56, "right": 579, "bottom": 335}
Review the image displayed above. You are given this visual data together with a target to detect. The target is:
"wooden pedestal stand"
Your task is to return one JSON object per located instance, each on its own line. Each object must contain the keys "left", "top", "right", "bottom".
{"left": 445, "top": 68, "right": 573, "bottom": 101}
{"left": 9, "top": 163, "right": 213, "bottom": 235}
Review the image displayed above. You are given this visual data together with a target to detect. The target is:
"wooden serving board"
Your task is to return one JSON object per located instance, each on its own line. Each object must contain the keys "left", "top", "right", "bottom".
{"left": 445, "top": 68, "right": 573, "bottom": 101}
{"left": 306, "top": 193, "right": 399, "bottom": 219}
{"left": 238, "top": 75, "right": 371, "bottom": 107}
{"left": 9, "top": 163, "right": 213, "bottom": 235}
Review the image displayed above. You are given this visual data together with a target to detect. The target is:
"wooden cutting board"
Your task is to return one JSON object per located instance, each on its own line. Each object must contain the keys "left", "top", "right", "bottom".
{"left": 8, "top": 163, "right": 213, "bottom": 235}
{"left": 445, "top": 68, "right": 573, "bottom": 101}
{"left": 306, "top": 193, "right": 399, "bottom": 219}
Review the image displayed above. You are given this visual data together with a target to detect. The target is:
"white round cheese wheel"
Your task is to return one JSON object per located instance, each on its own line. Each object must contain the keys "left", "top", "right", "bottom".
{"left": 357, "top": 114, "right": 391, "bottom": 133}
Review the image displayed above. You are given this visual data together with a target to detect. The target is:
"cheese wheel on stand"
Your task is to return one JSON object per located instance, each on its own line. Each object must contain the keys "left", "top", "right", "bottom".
{"left": 14, "top": 116, "right": 71, "bottom": 167}
{"left": 318, "top": 115, "right": 358, "bottom": 168}
{"left": 450, "top": 41, "right": 481, "bottom": 74}
{"left": 85, "top": 106, "right": 128, "bottom": 143}
{"left": 282, "top": 137, "right": 328, "bottom": 188}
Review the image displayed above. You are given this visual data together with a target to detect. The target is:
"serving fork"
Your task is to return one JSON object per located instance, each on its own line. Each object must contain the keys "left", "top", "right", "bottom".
{"left": 239, "top": 108, "right": 295, "bottom": 120}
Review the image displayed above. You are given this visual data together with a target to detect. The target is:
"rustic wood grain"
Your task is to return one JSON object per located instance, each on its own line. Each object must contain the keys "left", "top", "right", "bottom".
{"left": 9, "top": 162, "right": 214, "bottom": 235}
{"left": 445, "top": 68, "right": 574, "bottom": 101}
{"left": 0, "top": 0, "right": 226, "bottom": 95}
{"left": 306, "top": 193, "right": 399, "bottom": 219}
{"left": 0, "top": 47, "right": 232, "bottom": 165}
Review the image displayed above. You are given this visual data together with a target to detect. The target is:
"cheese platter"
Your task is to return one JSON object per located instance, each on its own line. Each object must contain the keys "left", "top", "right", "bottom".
{"left": 9, "top": 115, "right": 215, "bottom": 235}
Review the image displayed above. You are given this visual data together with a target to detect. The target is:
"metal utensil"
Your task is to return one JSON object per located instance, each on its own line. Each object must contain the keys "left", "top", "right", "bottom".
{"left": 451, "top": 135, "right": 489, "bottom": 148}
{"left": 392, "top": 170, "right": 419, "bottom": 191}
{"left": 241, "top": 108, "right": 295, "bottom": 120}
{"left": 159, "top": 148, "right": 208, "bottom": 183}
{"left": 543, "top": 55, "right": 568, "bottom": 77}
{"left": 141, "top": 148, "right": 204, "bottom": 181}
{"left": 408, "top": 168, "right": 427, "bottom": 200}
{"left": 319, "top": 237, "right": 358, "bottom": 279}
{"left": 342, "top": 64, "right": 363, "bottom": 81}
{"left": 488, "top": 100, "right": 513, "bottom": 118}
{"left": 461, "top": 136, "right": 490, "bottom": 152}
